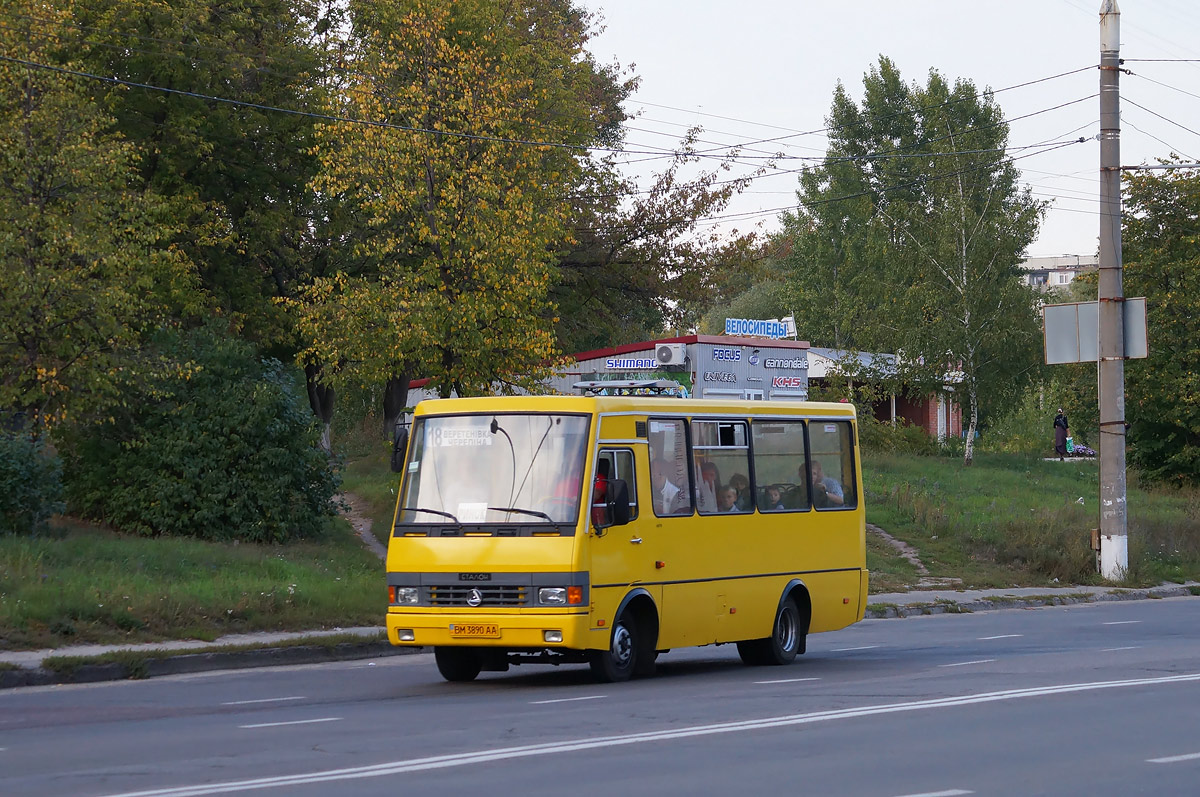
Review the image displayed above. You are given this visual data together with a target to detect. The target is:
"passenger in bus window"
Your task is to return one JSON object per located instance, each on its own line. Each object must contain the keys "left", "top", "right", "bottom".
{"left": 717, "top": 485, "right": 738, "bottom": 513}
{"left": 697, "top": 460, "right": 720, "bottom": 512}
{"left": 808, "top": 460, "right": 845, "bottom": 507}
{"left": 651, "top": 457, "right": 686, "bottom": 515}
{"left": 728, "top": 473, "right": 751, "bottom": 510}
{"left": 591, "top": 459, "right": 610, "bottom": 526}
{"left": 760, "top": 485, "right": 785, "bottom": 511}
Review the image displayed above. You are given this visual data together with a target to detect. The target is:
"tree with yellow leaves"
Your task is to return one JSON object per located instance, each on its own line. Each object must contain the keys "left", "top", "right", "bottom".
{"left": 295, "top": 0, "right": 614, "bottom": 411}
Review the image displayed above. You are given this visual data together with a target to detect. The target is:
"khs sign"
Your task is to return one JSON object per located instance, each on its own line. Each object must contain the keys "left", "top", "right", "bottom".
{"left": 772, "top": 376, "right": 805, "bottom": 388}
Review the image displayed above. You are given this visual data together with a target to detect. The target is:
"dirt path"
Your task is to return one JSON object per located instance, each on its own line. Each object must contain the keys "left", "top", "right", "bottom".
{"left": 340, "top": 493, "right": 387, "bottom": 560}
{"left": 867, "top": 523, "right": 961, "bottom": 589}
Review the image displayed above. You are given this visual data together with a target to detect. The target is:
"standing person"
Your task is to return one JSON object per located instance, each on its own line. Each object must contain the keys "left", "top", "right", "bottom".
{"left": 1054, "top": 407, "right": 1070, "bottom": 460}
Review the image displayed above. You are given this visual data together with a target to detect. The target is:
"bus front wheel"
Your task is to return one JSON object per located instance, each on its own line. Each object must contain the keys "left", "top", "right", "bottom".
{"left": 738, "top": 598, "right": 801, "bottom": 666}
{"left": 434, "top": 646, "right": 483, "bottom": 682}
{"left": 589, "top": 612, "right": 638, "bottom": 682}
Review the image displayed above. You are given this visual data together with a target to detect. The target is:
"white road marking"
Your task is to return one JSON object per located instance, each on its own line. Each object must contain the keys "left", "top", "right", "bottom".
{"left": 530, "top": 695, "right": 605, "bottom": 705}
{"left": 238, "top": 717, "right": 342, "bottom": 729}
{"left": 978, "top": 634, "right": 1022, "bottom": 640}
{"left": 93, "top": 672, "right": 1200, "bottom": 797}
{"left": 831, "top": 645, "right": 879, "bottom": 652}
{"left": 939, "top": 659, "right": 996, "bottom": 668}
{"left": 1103, "top": 620, "right": 1142, "bottom": 625}
{"left": 892, "top": 790, "right": 973, "bottom": 797}
{"left": 1102, "top": 646, "right": 1141, "bottom": 652}
{"left": 221, "top": 696, "right": 306, "bottom": 706}
{"left": 755, "top": 677, "right": 820, "bottom": 684}
{"left": 1147, "top": 752, "right": 1200, "bottom": 764}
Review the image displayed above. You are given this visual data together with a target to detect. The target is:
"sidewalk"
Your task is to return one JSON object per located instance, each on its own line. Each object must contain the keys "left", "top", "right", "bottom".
{"left": 2, "top": 584, "right": 1196, "bottom": 688}
{"left": 865, "top": 582, "right": 1199, "bottom": 618}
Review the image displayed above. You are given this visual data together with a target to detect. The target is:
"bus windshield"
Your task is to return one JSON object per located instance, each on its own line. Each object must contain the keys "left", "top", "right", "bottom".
{"left": 398, "top": 413, "right": 590, "bottom": 525}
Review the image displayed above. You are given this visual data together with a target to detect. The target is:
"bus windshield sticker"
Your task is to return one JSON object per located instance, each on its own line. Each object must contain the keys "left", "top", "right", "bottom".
{"left": 457, "top": 502, "right": 488, "bottom": 522}
{"left": 431, "top": 427, "right": 493, "bottom": 447}
{"left": 824, "top": 424, "right": 837, "bottom": 433}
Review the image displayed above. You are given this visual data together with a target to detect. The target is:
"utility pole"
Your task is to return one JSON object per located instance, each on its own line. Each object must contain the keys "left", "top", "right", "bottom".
{"left": 1097, "top": 0, "right": 1127, "bottom": 579}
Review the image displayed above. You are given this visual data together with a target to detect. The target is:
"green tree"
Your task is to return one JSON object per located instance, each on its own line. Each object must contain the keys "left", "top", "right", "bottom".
{"left": 296, "top": 0, "right": 625, "bottom": 406}
{"left": 0, "top": 3, "right": 196, "bottom": 428}
{"left": 783, "top": 57, "right": 1045, "bottom": 463}
{"left": 69, "top": 0, "right": 330, "bottom": 353}
{"left": 1122, "top": 164, "right": 1200, "bottom": 485}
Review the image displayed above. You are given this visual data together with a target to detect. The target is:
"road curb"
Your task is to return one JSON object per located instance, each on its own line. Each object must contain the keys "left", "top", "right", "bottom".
{"left": 0, "top": 641, "right": 425, "bottom": 690}
{"left": 864, "top": 585, "right": 1197, "bottom": 619}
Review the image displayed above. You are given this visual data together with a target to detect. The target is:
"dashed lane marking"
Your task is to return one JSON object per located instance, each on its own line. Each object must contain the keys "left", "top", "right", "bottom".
{"left": 530, "top": 696, "right": 605, "bottom": 705}
{"left": 1103, "top": 620, "right": 1142, "bottom": 625}
{"left": 831, "top": 645, "right": 879, "bottom": 652}
{"left": 1147, "top": 752, "right": 1200, "bottom": 764}
{"left": 978, "top": 634, "right": 1022, "bottom": 640}
{"left": 222, "top": 697, "right": 306, "bottom": 706}
{"left": 1102, "top": 646, "right": 1141, "bottom": 652}
{"left": 755, "top": 677, "right": 820, "bottom": 684}
{"left": 238, "top": 717, "right": 342, "bottom": 729}
{"left": 939, "top": 660, "right": 996, "bottom": 668}
{"left": 892, "top": 790, "right": 973, "bottom": 797}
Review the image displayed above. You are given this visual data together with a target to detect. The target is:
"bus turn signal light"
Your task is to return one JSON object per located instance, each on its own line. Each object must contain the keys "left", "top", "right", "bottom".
{"left": 567, "top": 586, "right": 583, "bottom": 605}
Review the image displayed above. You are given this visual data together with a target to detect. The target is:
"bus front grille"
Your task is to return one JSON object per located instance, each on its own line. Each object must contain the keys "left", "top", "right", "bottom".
{"left": 427, "top": 585, "right": 528, "bottom": 606}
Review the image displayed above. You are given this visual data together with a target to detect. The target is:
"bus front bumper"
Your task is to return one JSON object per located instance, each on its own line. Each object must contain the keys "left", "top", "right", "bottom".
{"left": 386, "top": 610, "right": 592, "bottom": 649}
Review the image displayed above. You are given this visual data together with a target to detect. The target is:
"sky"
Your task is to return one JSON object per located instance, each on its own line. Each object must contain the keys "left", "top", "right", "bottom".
{"left": 579, "top": 0, "right": 1200, "bottom": 258}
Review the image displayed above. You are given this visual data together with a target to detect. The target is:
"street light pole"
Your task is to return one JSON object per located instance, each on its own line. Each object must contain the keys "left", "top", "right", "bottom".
{"left": 1097, "top": 0, "right": 1127, "bottom": 579}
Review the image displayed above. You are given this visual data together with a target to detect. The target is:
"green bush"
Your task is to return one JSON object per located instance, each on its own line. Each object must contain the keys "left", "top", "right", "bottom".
{"left": 0, "top": 428, "right": 64, "bottom": 535}
{"left": 58, "top": 326, "right": 339, "bottom": 542}
{"left": 858, "top": 416, "right": 940, "bottom": 456}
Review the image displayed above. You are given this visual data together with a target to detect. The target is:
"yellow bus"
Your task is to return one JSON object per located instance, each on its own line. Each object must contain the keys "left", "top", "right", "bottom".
{"left": 385, "top": 394, "right": 867, "bottom": 682}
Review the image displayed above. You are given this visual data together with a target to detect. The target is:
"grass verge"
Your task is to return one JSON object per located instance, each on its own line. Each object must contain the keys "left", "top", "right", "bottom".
{"left": 0, "top": 518, "right": 384, "bottom": 650}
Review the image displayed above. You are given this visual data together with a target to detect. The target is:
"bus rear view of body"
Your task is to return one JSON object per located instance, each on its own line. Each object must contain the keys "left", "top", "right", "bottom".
{"left": 386, "top": 395, "right": 867, "bottom": 682}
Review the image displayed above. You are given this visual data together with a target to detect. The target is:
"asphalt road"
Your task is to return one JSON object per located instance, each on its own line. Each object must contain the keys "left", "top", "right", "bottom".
{"left": 2, "top": 597, "right": 1197, "bottom": 797}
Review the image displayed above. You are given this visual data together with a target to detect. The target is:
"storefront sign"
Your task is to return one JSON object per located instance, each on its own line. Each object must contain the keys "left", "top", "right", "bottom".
{"left": 711, "top": 347, "right": 742, "bottom": 362}
{"left": 763, "top": 357, "right": 807, "bottom": 370}
{"left": 604, "top": 357, "right": 657, "bottom": 369}
{"left": 771, "top": 376, "right": 805, "bottom": 388}
{"left": 703, "top": 371, "right": 737, "bottom": 383}
{"left": 725, "top": 317, "right": 793, "bottom": 339}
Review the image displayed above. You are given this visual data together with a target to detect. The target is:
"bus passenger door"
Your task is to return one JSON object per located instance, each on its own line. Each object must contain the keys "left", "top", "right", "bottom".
{"left": 587, "top": 448, "right": 662, "bottom": 633}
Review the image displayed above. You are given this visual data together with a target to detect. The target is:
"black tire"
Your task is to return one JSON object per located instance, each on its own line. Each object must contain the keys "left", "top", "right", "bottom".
{"left": 737, "top": 598, "right": 802, "bottom": 666}
{"left": 434, "top": 646, "right": 483, "bottom": 682}
{"left": 589, "top": 611, "right": 638, "bottom": 682}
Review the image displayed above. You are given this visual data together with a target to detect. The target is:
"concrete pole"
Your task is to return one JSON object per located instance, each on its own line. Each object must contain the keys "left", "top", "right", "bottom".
{"left": 1098, "top": 0, "right": 1128, "bottom": 579}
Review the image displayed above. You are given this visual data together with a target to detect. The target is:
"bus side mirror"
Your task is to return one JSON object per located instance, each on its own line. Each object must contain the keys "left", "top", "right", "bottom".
{"left": 390, "top": 426, "right": 410, "bottom": 473}
{"left": 603, "top": 479, "right": 631, "bottom": 527}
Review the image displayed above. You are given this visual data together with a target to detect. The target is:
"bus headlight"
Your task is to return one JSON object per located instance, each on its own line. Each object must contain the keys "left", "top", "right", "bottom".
{"left": 392, "top": 587, "right": 419, "bottom": 605}
{"left": 538, "top": 587, "right": 584, "bottom": 605}
{"left": 538, "top": 587, "right": 567, "bottom": 605}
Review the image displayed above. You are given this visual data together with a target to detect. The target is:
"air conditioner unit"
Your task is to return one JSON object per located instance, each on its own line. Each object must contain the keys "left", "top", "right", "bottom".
{"left": 655, "top": 343, "right": 687, "bottom": 366}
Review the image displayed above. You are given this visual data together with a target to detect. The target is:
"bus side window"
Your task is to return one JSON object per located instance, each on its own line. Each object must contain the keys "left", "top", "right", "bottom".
{"left": 648, "top": 419, "right": 693, "bottom": 517}
{"left": 694, "top": 420, "right": 751, "bottom": 515}
{"left": 807, "top": 421, "right": 857, "bottom": 510}
{"left": 596, "top": 449, "right": 638, "bottom": 522}
{"left": 751, "top": 420, "right": 808, "bottom": 513}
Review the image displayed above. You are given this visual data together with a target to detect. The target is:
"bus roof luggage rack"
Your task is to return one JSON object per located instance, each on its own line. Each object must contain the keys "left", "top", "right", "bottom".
{"left": 573, "top": 379, "right": 684, "bottom": 396}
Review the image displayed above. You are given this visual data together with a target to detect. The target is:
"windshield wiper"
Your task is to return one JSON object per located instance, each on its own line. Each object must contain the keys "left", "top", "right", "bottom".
{"left": 404, "top": 507, "right": 460, "bottom": 523}
{"left": 487, "top": 506, "right": 555, "bottom": 523}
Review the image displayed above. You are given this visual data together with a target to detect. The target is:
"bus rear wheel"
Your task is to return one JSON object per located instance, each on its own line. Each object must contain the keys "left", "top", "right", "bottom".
{"left": 737, "top": 598, "right": 801, "bottom": 666}
{"left": 434, "top": 646, "right": 483, "bottom": 682}
{"left": 589, "top": 612, "right": 638, "bottom": 682}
